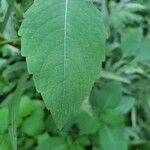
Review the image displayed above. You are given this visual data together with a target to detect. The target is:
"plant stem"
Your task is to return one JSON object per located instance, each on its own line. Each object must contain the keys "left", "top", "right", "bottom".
{"left": 0, "top": 38, "right": 20, "bottom": 45}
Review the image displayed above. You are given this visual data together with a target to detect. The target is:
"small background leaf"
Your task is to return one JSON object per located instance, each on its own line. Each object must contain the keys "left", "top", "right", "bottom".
{"left": 99, "top": 126, "right": 127, "bottom": 150}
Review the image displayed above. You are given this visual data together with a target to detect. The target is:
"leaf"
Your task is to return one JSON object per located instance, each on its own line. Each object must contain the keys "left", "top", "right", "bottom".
{"left": 2, "top": 62, "right": 26, "bottom": 80}
{"left": 75, "top": 110, "right": 99, "bottom": 135}
{"left": 136, "top": 37, "right": 150, "bottom": 62}
{"left": 121, "top": 28, "right": 142, "bottom": 57}
{"left": 99, "top": 126, "right": 127, "bottom": 150}
{"left": 77, "top": 136, "right": 90, "bottom": 146}
{"left": 125, "top": 3, "right": 146, "bottom": 11}
{"left": 45, "top": 115, "right": 58, "bottom": 133}
{"left": 21, "top": 109, "right": 45, "bottom": 136}
{"left": 101, "top": 70, "right": 131, "bottom": 84}
{"left": 0, "top": 0, "right": 13, "bottom": 33}
{"left": 21, "top": 0, "right": 33, "bottom": 12}
{"left": 121, "top": 28, "right": 150, "bottom": 63}
{"left": 19, "top": 96, "right": 43, "bottom": 119}
{"left": 0, "top": 107, "right": 8, "bottom": 134}
{"left": 8, "top": 74, "right": 28, "bottom": 150}
{"left": 36, "top": 134, "right": 67, "bottom": 150}
{"left": 101, "top": 109, "right": 124, "bottom": 126}
{"left": 116, "top": 96, "right": 135, "bottom": 114}
{"left": 19, "top": 0, "right": 107, "bottom": 128}
{"left": 119, "top": 63, "right": 144, "bottom": 74}
{"left": 0, "top": 134, "right": 11, "bottom": 150}
{"left": 124, "top": 127, "right": 139, "bottom": 141}
{"left": 90, "top": 81, "right": 122, "bottom": 111}
{"left": 19, "top": 96, "right": 37, "bottom": 118}
{"left": 69, "top": 144, "right": 84, "bottom": 150}
{"left": 0, "top": 58, "right": 7, "bottom": 67}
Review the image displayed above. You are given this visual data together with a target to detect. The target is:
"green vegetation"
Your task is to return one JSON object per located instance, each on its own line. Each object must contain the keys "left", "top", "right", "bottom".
{"left": 0, "top": 0, "right": 150, "bottom": 150}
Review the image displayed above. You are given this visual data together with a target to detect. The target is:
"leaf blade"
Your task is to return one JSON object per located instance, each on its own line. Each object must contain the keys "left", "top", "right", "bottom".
{"left": 99, "top": 126, "right": 127, "bottom": 150}
{"left": 19, "top": 0, "right": 107, "bottom": 129}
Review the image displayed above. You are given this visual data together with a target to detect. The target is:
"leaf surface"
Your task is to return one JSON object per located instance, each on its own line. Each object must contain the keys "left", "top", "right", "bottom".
{"left": 116, "top": 96, "right": 135, "bottom": 114}
{"left": 99, "top": 126, "right": 127, "bottom": 150}
{"left": 90, "top": 81, "right": 122, "bottom": 111}
{"left": 19, "top": 0, "right": 107, "bottom": 128}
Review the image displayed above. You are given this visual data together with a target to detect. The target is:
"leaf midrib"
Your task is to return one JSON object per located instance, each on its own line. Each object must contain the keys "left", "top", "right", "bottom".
{"left": 63, "top": 0, "right": 68, "bottom": 100}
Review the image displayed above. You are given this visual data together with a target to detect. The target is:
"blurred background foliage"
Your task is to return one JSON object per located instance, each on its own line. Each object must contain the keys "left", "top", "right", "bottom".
{"left": 0, "top": 0, "right": 150, "bottom": 149}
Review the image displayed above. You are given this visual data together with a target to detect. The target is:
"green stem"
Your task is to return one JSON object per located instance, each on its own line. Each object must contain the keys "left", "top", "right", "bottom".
{"left": 0, "top": 38, "right": 20, "bottom": 45}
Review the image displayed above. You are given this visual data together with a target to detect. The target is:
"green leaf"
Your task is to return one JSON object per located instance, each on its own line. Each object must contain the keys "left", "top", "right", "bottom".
{"left": 21, "top": 0, "right": 33, "bottom": 12}
{"left": 0, "top": 58, "right": 7, "bottom": 67}
{"left": 99, "top": 126, "right": 127, "bottom": 150}
{"left": 36, "top": 134, "right": 67, "bottom": 150}
{"left": 76, "top": 110, "right": 99, "bottom": 135}
{"left": 0, "top": 107, "right": 8, "bottom": 134}
{"left": 19, "top": 0, "right": 107, "bottom": 128}
{"left": 101, "top": 109, "right": 124, "bottom": 126}
{"left": 90, "top": 81, "right": 122, "bottom": 111}
{"left": 116, "top": 96, "right": 135, "bottom": 114}
{"left": 0, "top": 0, "right": 13, "bottom": 33}
{"left": 101, "top": 71, "right": 131, "bottom": 84}
{"left": 19, "top": 96, "right": 44, "bottom": 119}
{"left": 23, "top": 138, "right": 35, "bottom": 150}
{"left": 136, "top": 37, "right": 150, "bottom": 62}
{"left": 0, "top": 134, "right": 11, "bottom": 150}
{"left": 21, "top": 109, "right": 45, "bottom": 136}
{"left": 77, "top": 136, "right": 90, "bottom": 146}
{"left": 121, "top": 28, "right": 142, "bottom": 57}
{"left": 121, "top": 28, "right": 150, "bottom": 63}
{"left": 45, "top": 115, "right": 58, "bottom": 133}
{"left": 8, "top": 74, "right": 28, "bottom": 150}
{"left": 69, "top": 144, "right": 84, "bottom": 150}
{"left": 19, "top": 96, "right": 37, "bottom": 118}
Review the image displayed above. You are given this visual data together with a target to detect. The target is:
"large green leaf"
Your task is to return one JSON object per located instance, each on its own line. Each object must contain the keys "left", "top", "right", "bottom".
{"left": 19, "top": 0, "right": 107, "bottom": 128}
